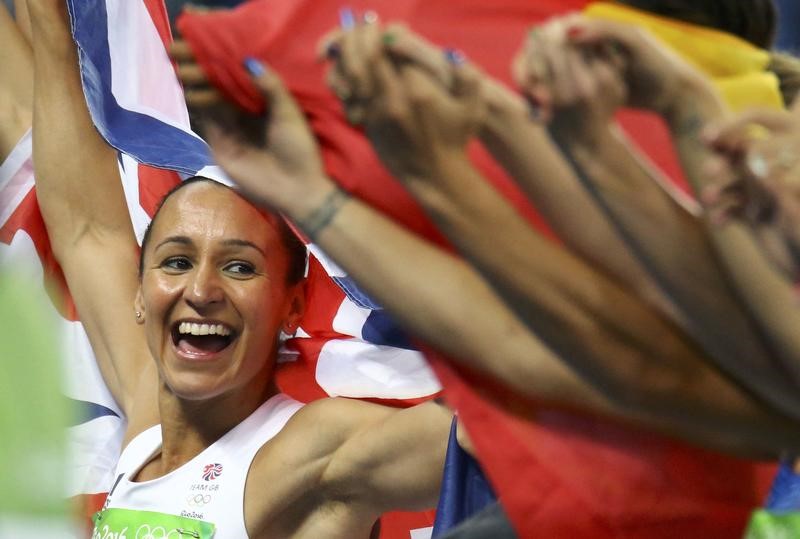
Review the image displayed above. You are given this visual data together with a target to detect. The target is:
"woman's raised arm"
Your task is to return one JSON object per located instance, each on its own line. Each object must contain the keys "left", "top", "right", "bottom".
{"left": 28, "top": 0, "right": 155, "bottom": 424}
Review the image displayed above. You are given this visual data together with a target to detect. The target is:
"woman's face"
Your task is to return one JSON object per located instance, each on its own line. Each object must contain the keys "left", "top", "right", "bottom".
{"left": 136, "top": 182, "right": 303, "bottom": 401}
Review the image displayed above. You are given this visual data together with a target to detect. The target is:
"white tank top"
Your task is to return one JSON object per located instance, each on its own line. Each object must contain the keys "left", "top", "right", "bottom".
{"left": 102, "top": 393, "right": 303, "bottom": 538}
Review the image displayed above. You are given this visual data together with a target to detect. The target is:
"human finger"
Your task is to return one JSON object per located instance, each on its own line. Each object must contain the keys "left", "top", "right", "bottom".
{"left": 563, "top": 44, "right": 596, "bottom": 105}
{"left": 514, "top": 26, "right": 549, "bottom": 103}
{"left": 589, "top": 51, "right": 628, "bottom": 107}
{"left": 706, "top": 191, "right": 746, "bottom": 226}
{"left": 383, "top": 23, "right": 452, "bottom": 88}
{"left": 336, "top": 8, "right": 371, "bottom": 98}
{"left": 700, "top": 176, "right": 741, "bottom": 207}
{"left": 169, "top": 39, "right": 195, "bottom": 63}
{"left": 754, "top": 140, "right": 800, "bottom": 179}
{"left": 367, "top": 53, "right": 406, "bottom": 126}
{"left": 317, "top": 28, "right": 344, "bottom": 62}
{"left": 450, "top": 59, "right": 484, "bottom": 114}
{"left": 175, "top": 62, "right": 209, "bottom": 87}
{"left": 243, "top": 57, "right": 306, "bottom": 127}
{"left": 704, "top": 108, "right": 794, "bottom": 150}
{"left": 184, "top": 87, "right": 223, "bottom": 108}
{"left": 537, "top": 23, "right": 576, "bottom": 118}
{"left": 564, "top": 17, "right": 641, "bottom": 53}
{"left": 352, "top": 9, "right": 382, "bottom": 85}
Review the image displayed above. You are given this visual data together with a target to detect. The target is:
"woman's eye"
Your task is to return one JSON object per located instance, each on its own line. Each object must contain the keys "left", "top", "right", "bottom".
{"left": 161, "top": 257, "right": 192, "bottom": 272}
{"left": 224, "top": 262, "right": 255, "bottom": 276}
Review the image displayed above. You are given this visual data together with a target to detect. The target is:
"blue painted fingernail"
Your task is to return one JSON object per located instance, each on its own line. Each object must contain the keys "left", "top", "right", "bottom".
{"left": 326, "top": 42, "right": 341, "bottom": 59}
{"left": 244, "top": 57, "right": 266, "bottom": 77}
{"left": 444, "top": 48, "right": 466, "bottom": 66}
{"left": 339, "top": 7, "right": 356, "bottom": 30}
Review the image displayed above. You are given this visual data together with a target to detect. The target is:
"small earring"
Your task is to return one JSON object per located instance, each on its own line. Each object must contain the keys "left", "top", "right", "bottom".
{"left": 136, "top": 311, "right": 143, "bottom": 320}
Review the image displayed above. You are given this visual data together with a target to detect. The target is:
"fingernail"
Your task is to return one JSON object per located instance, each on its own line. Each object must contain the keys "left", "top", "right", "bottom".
{"left": 362, "top": 10, "right": 378, "bottom": 24}
{"left": 567, "top": 26, "right": 585, "bottom": 39}
{"left": 339, "top": 7, "right": 356, "bottom": 30}
{"left": 444, "top": 48, "right": 466, "bottom": 66}
{"left": 326, "top": 42, "right": 341, "bottom": 60}
{"left": 382, "top": 32, "right": 396, "bottom": 46}
{"left": 244, "top": 57, "right": 267, "bottom": 77}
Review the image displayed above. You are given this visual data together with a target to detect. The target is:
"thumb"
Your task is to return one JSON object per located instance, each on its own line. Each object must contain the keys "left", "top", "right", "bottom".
{"left": 243, "top": 57, "right": 306, "bottom": 125}
{"left": 566, "top": 17, "right": 639, "bottom": 54}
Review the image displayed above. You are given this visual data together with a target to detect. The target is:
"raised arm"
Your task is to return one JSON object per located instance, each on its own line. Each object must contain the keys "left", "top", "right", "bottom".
{"left": 0, "top": 0, "right": 33, "bottom": 159}
{"left": 567, "top": 19, "right": 800, "bottom": 394}
{"left": 681, "top": 96, "right": 800, "bottom": 390}
{"left": 246, "top": 398, "right": 450, "bottom": 538}
{"left": 28, "top": 0, "right": 154, "bottom": 423}
{"left": 323, "top": 23, "right": 677, "bottom": 319}
{"left": 171, "top": 33, "right": 800, "bottom": 455}
{"left": 702, "top": 106, "right": 800, "bottom": 278}
{"left": 512, "top": 17, "right": 800, "bottom": 415}
{"left": 318, "top": 18, "right": 800, "bottom": 425}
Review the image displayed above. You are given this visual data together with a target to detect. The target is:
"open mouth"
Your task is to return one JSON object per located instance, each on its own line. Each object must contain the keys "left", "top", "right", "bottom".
{"left": 171, "top": 321, "right": 236, "bottom": 357}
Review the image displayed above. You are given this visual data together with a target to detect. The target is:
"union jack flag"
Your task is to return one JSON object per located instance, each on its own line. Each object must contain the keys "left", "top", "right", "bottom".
{"left": 202, "top": 463, "right": 223, "bottom": 482}
{"left": 0, "top": 2, "right": 439, "bottom": 535}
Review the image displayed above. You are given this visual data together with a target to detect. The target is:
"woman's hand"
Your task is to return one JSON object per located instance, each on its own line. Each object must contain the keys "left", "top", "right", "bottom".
{"left": 319, "top": 13, "right": 486, "bottom": 182}
{"left": 512, "top": 15, "right": 628, "bottom": 144}
{"left": 516, "top": 16, "right": 710, "bottom": 119}
{"left": 171, "top": 41, "right": 335, "bottom": 223}
{"left": 702, "top": 106, "right": 800, "bottom": 276}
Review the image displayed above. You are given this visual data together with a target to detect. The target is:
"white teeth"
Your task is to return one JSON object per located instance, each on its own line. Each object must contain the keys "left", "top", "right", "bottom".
{"left": 177, "top": 322, "right": 232, "bottom": 337}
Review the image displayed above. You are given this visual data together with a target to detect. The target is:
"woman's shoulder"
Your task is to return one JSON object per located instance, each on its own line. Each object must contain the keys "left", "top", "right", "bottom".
{"left": 284, "top": 397, "right": 399, "bottom": 439}
{"left": 252, "top": 396, "right": 401, "bottom": 476}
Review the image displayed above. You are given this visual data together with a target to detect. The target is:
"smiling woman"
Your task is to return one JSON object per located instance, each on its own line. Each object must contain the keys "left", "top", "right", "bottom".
{"left": 135, "top": 179, "right": 306, "bottom": 403}
{"left": 28, "top": 2, "right": 451, "bottom": 538}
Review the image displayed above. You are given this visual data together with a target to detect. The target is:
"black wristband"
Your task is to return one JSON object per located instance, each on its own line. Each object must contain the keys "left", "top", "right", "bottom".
{"left": 300, "top": 187, "right": 351, "bottom": 241}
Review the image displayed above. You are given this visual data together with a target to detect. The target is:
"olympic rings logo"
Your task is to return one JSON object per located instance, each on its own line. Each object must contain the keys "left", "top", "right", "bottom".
{"left": 186, "top": 493, "right": 212, "bottom": 507}
{"left": 134, "top": 525, "right": 184, "bottom": 539}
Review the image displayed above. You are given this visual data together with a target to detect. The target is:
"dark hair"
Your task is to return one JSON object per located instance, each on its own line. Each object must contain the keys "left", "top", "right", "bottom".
{"left": 138, "top": 177, "right": 306, "bottom": 284}
{"left": 616, "top": 0, "right": 777, "bottom": 49}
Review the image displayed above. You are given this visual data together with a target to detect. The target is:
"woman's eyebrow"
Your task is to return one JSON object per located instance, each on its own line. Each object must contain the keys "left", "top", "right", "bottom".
{"left": 221, "top": 238, "right": 267, "bottom": 257}
{"left": 154, "top": 235, "right": 193, "bottom": 251}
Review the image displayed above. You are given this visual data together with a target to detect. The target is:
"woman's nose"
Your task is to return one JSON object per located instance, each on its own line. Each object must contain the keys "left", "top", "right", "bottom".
{"left": 184, "top": 263, "right": 224, "bottom": 308}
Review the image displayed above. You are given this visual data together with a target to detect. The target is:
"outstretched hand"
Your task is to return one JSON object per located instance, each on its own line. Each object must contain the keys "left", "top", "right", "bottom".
{"left": 515, "top": 16, "right": 709, "bottom": 119}
{"left": 171, "top": 40, "right": 335, "bottom": 224}
{"left": 512, "top": 15, "right": 627, "bottom": 143}
{"left": 319, "top": 12, "right": 486, "bottom": 182}
{"left": 701, "top": 106, "right": 800, "bottom": 276}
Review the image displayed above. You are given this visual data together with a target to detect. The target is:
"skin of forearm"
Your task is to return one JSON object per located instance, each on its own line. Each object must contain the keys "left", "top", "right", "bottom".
{"left": 304, "top": 192, "right": 599, "bottom": 408}
{"left": 663, "top": 82, "right": 800, "bottom": 409}
{"left": 14, "top": 0, "right": 32, "bottom": 43}
{"left": 297, "top": 189, "right": 800, "bottom": 457}
{"left": 30, "top": 5, "right": 134, "bottom": 255}
{"left": 400, "top": 151, "right": 772, "bottom": 419}
{"left": 0, "top": 3, "right": 33, "bottom": 158}
{"left": 563, "top": 124, "right": 791, "bottom": 402}
{"left": 711, "top": 224, "right": 800, "bottom": 386}
{"left": 479, "top": 97, "right": 675, "bottom": 319}
{"left": 29, "top": 1, "right": 146, "bottom": 414}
